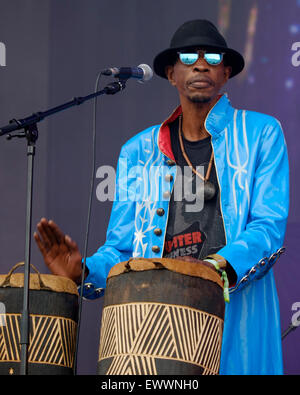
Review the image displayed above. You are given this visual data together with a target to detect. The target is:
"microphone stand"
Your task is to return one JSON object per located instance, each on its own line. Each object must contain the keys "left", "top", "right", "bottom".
{"left": 282, "top": 318, "right": 300, "bottom": 340}
{"left": 0, "top": 78, "right": 127, "bottom": 375}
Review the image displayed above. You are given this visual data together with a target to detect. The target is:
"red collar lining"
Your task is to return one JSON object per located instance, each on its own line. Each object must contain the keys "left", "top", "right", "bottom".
{"left": 158, "top": 94, "right": 224, "bottom": 161}
{"left": 158, "top": 106, "right": 182, "bottom": 161}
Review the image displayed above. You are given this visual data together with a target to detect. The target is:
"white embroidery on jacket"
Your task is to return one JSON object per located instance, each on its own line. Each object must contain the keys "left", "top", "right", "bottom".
{"left": 225, "top": 110, "right": 250, "bottom": 215}
{"left": 133, "top": 128, "right": 163, "bottom": 257}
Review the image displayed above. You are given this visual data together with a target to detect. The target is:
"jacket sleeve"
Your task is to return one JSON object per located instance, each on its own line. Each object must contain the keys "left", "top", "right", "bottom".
{"left": 80, "top": 145, "right": 136, "bottom": 299}
{"left": 217, "top": 119, "right": 289, "bottom": 293}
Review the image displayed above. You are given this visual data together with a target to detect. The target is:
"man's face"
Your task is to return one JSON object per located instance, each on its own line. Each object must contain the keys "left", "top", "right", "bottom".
{"left": 166, "top": 48, "right": 232, "bottom": 104}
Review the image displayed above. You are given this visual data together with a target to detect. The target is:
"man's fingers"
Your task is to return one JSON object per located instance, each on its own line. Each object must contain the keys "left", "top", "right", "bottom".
{"left": 37, "top": 217, "right": 64, "bottom": 247}
{"left": 35, "top": 219, "right": 82, "bottom": 281}
{"left": 33, "top": 232, "right": 48, "bottom": 258}
{"left": 48, "top": 219, "right": 65, "bottom": 243}
{"left": 34, "top": 231, "right": 59, "bottom": 262}
{"left": 65, "top": 235, "right": 79, "bottom": 252}
{"left": 39, "top": 219, "right": 60, "bottom": 246}
{"left": 36, "top": 218, "right": 53, "bottom": 247}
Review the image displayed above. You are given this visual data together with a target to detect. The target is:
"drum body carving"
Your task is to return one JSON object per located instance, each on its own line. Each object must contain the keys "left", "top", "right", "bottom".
{"left": 97, "top": 258, "right": 225, "bottom": 375}
{"left": 0, "top": 264, "right": 78, "bottom": 375}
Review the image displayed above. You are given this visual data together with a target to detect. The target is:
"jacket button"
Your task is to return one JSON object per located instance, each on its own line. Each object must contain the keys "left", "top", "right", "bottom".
{"left": 156, "top": 208, "right": 165, "bottom": 216}
{"left": 165, "top": 174, "right": 173, "bottom": 182}
{"left": 152, "top": 246, "right": 160, "bottom": 253}
{"left": 154, "top": 228, "right": 162, "bottom": 236}
{"left": 95, "top": 288, "right": 104, "bottom": 296}
{"left": 166, "top": 159, "right": 176, "bottom": 166}
{"left": 163, "top": 191, "right": 171, "bottom": 199}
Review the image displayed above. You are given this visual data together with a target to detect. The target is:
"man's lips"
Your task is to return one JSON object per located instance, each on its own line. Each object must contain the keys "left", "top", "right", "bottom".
{"left": 187, "top": 77, "right": 214, "bottom": 89}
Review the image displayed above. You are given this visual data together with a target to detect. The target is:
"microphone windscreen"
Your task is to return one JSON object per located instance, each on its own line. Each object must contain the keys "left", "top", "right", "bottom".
{"left": 138, "top": 64, "right": 153, "bottom": 83}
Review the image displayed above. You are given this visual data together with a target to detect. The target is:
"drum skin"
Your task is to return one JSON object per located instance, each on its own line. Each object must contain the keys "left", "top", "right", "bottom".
{"left": 0, "top": 265, "right": 78, "bottom": 375}
{"left": 97, "top": 258, "right": 225, "bottom": 375}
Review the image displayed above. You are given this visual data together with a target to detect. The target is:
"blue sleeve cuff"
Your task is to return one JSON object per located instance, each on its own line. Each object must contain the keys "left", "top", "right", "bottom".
{"left": 218, "top": 246, "right": 286, "bottom": 293}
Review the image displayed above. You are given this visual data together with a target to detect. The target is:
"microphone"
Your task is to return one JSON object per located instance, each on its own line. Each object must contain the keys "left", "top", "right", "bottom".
{"left": 101, "top": 64, "right": 153, "bottom": 83}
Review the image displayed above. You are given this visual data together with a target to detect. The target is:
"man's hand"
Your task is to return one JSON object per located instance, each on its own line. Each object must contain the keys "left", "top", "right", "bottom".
{"left": 175, "top": 255, "right": 218, "bottom": 272}
{"left": 34, "top": 218, "right": 83, "bottom": 284}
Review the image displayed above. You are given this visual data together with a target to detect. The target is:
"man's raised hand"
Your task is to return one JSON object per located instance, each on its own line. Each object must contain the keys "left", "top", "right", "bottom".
{"left": 34, "top": 218, "right": 83, "bottom": 284}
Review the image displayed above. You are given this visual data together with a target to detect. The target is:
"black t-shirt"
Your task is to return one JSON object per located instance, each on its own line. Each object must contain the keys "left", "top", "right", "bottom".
{"left": 163, "top": 118, "right": 226, "bottom": 260}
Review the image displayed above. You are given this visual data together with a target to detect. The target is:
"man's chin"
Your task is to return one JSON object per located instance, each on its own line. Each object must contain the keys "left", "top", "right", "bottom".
{"left": 188, "top": 94, "right": 212, "bottom": 104}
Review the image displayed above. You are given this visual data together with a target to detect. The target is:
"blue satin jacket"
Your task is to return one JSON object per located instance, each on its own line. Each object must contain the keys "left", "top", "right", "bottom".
{"left": 82, "top": 94, "right": 289, "bottom": 375}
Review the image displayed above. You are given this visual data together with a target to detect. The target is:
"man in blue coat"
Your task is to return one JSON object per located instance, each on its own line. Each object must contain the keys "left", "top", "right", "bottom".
{"left": 35, "top": 20, "right": 289, "bottom": 374}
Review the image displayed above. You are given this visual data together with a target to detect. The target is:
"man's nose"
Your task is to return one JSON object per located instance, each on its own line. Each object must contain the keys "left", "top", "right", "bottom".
{"left": 193, "top": 57, "right": 209, "bottom": 72}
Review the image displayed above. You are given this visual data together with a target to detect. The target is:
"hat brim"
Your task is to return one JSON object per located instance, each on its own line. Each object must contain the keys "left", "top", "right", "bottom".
{"left": 153, "top": 44, "right": 245, "bottom": 79}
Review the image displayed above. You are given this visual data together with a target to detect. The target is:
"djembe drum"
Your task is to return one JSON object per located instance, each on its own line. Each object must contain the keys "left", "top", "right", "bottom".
{"left": 0, "top": 263, "right": 79, "bottom": 375}
{"left": 97, "top": 257, "right": 225, "bottom": 375}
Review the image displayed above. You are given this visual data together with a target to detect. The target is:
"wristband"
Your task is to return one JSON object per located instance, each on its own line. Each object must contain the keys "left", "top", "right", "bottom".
{"left": 203, "top": 257, "right": 230, "bottom": 303}
{"left": 205, "top": 254, "right": 227, "bottom": 269}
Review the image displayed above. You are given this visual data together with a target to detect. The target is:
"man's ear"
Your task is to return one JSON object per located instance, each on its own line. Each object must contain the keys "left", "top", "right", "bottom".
{"left": 224, "top": 65, "right": 232, "bottom": 82}
{"left": 165, "top": 65, "right": 176, "bottom": 86}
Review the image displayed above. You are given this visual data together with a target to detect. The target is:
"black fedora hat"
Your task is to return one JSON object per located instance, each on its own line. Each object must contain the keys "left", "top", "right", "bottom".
{"left": 153, "top": 19, "right": 244, "bottom": 79}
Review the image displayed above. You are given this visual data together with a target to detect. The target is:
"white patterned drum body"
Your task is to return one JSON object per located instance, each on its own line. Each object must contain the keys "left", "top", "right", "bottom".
{"left": 98, "top": 258, "right": 225, "bottom": 375}
{"left": 0, "top": 264, "right": 78, "bottom": 375}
